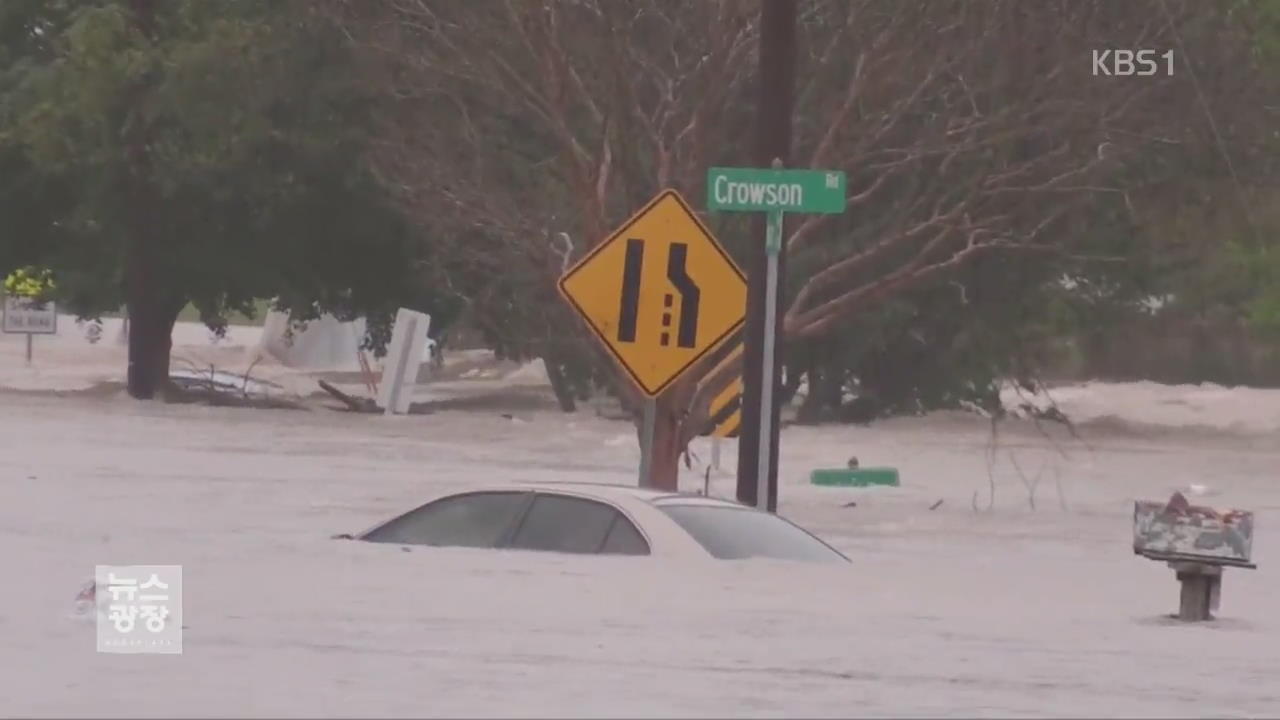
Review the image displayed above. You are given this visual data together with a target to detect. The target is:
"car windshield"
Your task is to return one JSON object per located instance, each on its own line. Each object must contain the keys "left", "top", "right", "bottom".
{"left": 656, "top": 503, "right": 848, "bottom": 563}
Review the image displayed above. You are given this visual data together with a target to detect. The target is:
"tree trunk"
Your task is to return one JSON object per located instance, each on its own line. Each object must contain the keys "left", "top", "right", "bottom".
{"left": 796, "top": 369, "right": 825, "bottom": 423}
{"left": 543, "top": 356, "right": 578, "bottom": 412}
{"left": 125, "top": 293, "right": 181, "bottom": 400}
{"left": 778, "top": 362, "right": 803, "bottom": 408}
{"left": 795, "top": 350, "right": 819, "bottom": 422}
{"left": 645, "top": 392, "right": 683, "bottom": 491}
{"left": 797, "top": 362, "right": 843, "bottom": 423}
{"left": 122, "top": 0, "right": 171, "bottom": 401}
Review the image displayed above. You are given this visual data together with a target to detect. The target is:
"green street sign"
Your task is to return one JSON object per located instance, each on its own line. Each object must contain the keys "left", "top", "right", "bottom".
{"left": 706, "top": 167, "right": 846, "bottom": 214}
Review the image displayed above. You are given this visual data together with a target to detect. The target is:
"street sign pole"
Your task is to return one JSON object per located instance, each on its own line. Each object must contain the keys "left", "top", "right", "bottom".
{"left": 754, "top": 208, "right": 784, "bottom": 511}
{"left": 705, "top": 161, "right": 844, "bottom": 512}
{"left": 25, "top": 333, "right": 33, "bottom": 365}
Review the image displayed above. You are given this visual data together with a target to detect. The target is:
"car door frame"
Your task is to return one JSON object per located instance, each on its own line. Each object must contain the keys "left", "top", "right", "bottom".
{"left": 496, "top": 490, "right": 653, "bottom": 555}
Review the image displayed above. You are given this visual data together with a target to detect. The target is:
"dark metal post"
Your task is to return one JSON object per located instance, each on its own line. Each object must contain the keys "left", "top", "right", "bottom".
{"left": 737, "top": 0, "right": 797, "bottom": 512}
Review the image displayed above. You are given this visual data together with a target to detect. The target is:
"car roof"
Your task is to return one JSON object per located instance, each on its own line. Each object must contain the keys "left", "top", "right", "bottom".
{"left": 501, "top": 481, "right": 746, "bottom": 508}
{"left": 360, "top": 481, "right": 849, "bottom": 563}
{"left": 498, "top": 482, "right": 848, "bottom": 563}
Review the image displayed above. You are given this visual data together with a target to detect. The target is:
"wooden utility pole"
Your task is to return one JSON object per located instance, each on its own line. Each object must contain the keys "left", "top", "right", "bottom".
{"left": 737, "top": 0, "right": 797, "bottom": 512}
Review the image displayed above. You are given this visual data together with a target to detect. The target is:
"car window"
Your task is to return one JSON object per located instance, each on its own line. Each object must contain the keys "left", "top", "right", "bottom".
{"left": 656, "top": 504, "right": 848, "bottom": 563}
{"left": 600, "top": 515, "right": 650, "bottom": 556}
{"left": 508, "top": 494, "right": 632, "bottom": 554}
{"left": 361, "top": 491, "right": 529, "bottom": 548}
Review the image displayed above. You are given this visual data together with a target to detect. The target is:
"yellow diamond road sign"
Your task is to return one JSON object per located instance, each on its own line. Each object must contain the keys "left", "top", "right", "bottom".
{"left": 558, "top": 190, "right": 747, "bottom": 397}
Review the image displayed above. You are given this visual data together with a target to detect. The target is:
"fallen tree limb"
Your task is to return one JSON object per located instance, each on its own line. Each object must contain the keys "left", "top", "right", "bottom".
{"left": 318, "top": 380, "right": 379, "bottom": 413}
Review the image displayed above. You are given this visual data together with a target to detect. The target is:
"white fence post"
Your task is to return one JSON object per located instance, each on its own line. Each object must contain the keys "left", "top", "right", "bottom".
{"left": 377, "top": 308, "right": 431, "bottom": 415}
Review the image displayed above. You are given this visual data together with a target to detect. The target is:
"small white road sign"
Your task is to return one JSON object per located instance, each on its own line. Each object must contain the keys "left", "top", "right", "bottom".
{"left": 2, "top": 295, "right": 57, "bottom": 334}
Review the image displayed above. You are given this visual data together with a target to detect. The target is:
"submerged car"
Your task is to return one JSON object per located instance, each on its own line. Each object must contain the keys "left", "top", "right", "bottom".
{"left": 350, "top": 482, "right": 849, "bottom": 564}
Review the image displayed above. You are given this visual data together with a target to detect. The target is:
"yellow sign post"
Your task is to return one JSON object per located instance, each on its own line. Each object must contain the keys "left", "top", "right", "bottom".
{"left": 699, "top": 345, "right": 743, "bottom": 474}
{"left": 558, "top": 190, "right": 746, "bottom": 397}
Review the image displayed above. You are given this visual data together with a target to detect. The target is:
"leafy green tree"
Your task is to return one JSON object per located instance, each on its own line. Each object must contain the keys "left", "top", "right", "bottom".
{"left": 0, "top": 0, "right": 434, "bottom": 398}
{"left": 1240, "top": 0, "right": 1280, "bottom": 340}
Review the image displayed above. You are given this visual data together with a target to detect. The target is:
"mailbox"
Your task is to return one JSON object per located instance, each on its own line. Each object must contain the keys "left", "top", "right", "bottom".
{"left": 1133, "top": 493, "right": 1256, "bottom": 621}
{"left": 1133, "top": 498, "right": 1254, "bottom": 566}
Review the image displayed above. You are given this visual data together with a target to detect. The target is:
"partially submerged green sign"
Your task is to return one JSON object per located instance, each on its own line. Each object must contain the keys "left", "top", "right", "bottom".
{"left": 706, "top": 167, "right": 846, "bottom": 214}
{"left": 810, "top": 467, "right": 900, "bottom": 488}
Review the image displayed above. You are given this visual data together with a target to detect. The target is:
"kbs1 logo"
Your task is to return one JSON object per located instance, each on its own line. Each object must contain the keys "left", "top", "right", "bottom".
{"left": 1092, "top": 49, "right": 1175, "bottom": 76}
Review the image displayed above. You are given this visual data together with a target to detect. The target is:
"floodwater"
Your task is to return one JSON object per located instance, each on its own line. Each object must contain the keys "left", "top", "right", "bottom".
{"left": 2, "top": 323, "right": 1278, "bottom": 717}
